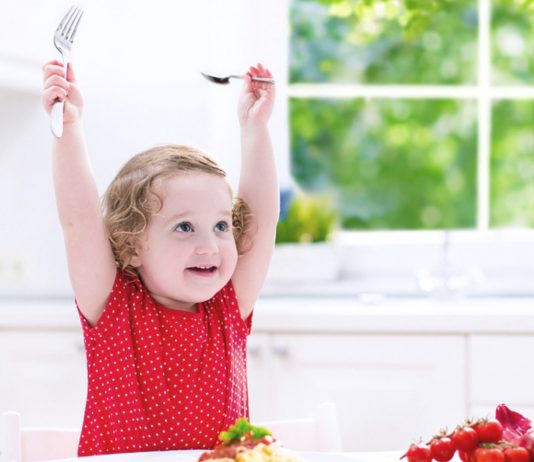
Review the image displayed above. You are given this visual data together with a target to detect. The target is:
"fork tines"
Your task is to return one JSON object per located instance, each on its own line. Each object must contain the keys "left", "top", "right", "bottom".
{"left": 57, "top": 5, "right": 84, "bottom": 43}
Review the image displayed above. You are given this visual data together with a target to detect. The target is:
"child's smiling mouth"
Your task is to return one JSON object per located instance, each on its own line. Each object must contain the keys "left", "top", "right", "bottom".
{"left": 187, "top": 265, "right": 218, "bottom": 276}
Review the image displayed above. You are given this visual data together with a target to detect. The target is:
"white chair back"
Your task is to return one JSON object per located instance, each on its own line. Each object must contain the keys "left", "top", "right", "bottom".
{"left": 0, "top": 412, "right": 79, "bottom": 462}
{"left": 1, "top": 403, "right": 342, "bottom": 460}
{"left": 256, "top": 402, "right": 343, "bottom": 452}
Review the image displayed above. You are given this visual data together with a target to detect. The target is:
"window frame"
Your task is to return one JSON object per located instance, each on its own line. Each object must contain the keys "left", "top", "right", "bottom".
{"left": 286, "top": 0, "right": 534, "bottom": 295}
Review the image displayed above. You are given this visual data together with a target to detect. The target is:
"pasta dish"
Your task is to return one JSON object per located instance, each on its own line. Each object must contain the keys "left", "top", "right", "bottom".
{"left": 197, "top": 418, "right": 303, "bottom": 462}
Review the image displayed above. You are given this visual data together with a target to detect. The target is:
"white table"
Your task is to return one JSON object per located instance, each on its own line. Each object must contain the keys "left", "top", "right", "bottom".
{"left": 50, "top": 449, "right": 399, "bottom": 462}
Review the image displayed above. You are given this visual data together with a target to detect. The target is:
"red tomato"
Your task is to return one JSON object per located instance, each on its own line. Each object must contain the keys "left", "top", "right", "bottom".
{"left": 431, "top": 437, "right": 456, "bottom": 462}
{"left": 520, "top": 430, "right": 534, "bottom": 460}
{"left": 473, "top": 447, "right": 505, "bottom": 462}
{"left": 453, "top": 427, "right": 480, "bottom": 452}
{"left": 459, "top": 450, "right": 473, "bottom": 462}
{"left": 475, "top": 420, "right": 504, "bottom": 443}
{"left": 503, "top": 447, "right": 530, "bottom": 462}
{"left": 404, "top": 444, "right": 432, "bottom": 462}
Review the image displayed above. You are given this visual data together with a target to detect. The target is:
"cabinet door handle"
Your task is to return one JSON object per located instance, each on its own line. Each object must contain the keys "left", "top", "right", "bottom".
{"left": 273, "top": 344, "right": 289, "bottom": 358}
{"left": 248, "top": 345, "right": 261, "bottom": 357}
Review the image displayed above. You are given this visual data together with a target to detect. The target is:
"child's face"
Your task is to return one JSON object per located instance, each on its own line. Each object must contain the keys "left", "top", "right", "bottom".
{"left": 131, "top": 172, "right": 238, "bottom": 310}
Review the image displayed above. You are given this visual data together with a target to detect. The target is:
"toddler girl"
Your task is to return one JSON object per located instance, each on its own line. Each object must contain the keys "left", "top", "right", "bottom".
{"left": 41, "top": 60, "right": 278, "bottom": 455}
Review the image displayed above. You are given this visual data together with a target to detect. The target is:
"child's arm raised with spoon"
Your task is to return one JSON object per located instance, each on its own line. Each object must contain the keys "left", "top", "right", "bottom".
{"left": 231, "top": 63, "right": 279, "bottom": 320}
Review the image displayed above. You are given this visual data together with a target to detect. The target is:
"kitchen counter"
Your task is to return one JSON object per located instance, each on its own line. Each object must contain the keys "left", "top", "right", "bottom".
{"left": 255, "top": 295, "right": 534, "bottom": 334}
{"left": 1, "top": 295, "right": 533, "bottom": 334}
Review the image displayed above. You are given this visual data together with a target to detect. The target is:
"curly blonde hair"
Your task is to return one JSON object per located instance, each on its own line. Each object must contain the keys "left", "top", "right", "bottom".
{"left": 103, "top": 144, "right": 253, "bottom": 277}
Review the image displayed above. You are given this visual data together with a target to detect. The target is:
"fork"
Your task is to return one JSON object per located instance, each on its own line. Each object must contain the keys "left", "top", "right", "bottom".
{"left": 51, "top": 5, "right": 84, "bottom": 138}
{"left": 200, "top": 72, "right": 275, "bottom": 85}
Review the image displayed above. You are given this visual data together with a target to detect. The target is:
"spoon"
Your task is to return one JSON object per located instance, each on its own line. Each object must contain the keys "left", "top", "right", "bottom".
{"left": 200, "top": 72, "right": 275, "bottom": 85}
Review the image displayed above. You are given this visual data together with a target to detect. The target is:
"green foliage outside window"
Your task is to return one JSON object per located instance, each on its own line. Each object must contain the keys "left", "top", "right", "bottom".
{"left": 290, "top": 0, "right": 477, "bottom": 84}
{"left": 492, "top": 0, "right": 534, "bottom": 85}
{"left": 492, "top": 100, "right": 534, "bottom": 226}
{"left": 291, "top": 98, "right": 477, "bottom": 229}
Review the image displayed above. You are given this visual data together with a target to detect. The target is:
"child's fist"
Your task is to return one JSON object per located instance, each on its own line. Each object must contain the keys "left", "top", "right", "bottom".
{"left": 42, "top": 60, "right": 83, "bottom": 124}
{"left": 238, "top": 63, "right": 275, "bottom": 127}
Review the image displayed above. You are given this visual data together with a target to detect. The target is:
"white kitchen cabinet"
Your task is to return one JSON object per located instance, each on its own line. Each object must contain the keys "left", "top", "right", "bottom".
{"left": 2, "top": 297, "right": 534, "bottom": 451}
{"left": 0, "top": 330, "right": 86, "bottom": 428}
{"left": 469, "top": 335, "right": 534, "bottom": 419}
{"left": 247, "top": 333, "right": 276, "bottom": 420}
{"left": 248, "top": 333, "right": 467, "bottom": 451}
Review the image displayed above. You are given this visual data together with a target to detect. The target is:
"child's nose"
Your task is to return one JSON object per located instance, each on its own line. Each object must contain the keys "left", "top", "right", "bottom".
{"left": 194, "top": 233, "right": 219, "bottom": 255}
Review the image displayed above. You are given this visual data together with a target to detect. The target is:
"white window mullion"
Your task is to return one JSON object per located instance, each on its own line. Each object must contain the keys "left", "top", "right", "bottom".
{"left": 288, "top": 84, "right": 479, "bottom": 99}
{"left": 289, "top": 84, "right": 534, "bottom": 100}
{"left": 477, "top": 0, "right": 492, "bottom": 230}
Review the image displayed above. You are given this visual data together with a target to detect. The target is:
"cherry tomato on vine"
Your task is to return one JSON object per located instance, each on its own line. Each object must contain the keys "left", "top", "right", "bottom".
{"left": 452, "top": 427, "right": 480, "bottom": 452}
{"left": 503, "top": 447, "right": 530, "bottom": 462}
{"left": 459, "top": 450, "right": 472, "bottom": 462}
{"left": 473, "top": 447, "right": 505, "bottom": 462}
{"left": 474, "top": 420, "right": 504, "bottom": 443}
{"left": 403, "top": 444, "right": 432, "bottom": 462}
{"left": 430, "top": 437, "right": 456, "bottom": 462}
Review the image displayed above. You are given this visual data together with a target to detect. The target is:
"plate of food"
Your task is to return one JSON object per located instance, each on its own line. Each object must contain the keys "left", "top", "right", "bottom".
{"left": 189, "top": 418, "right": 356, "bottom": 462}
{"left": 194, "top": 418, "right": 302, "bottom": 461}
{"left": 132, "top": 418, "right": 357, "bottom": 462}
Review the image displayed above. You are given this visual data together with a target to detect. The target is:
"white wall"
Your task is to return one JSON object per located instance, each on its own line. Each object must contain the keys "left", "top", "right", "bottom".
{"left": 0, "top": 0, "right": 289, "bottom": 296}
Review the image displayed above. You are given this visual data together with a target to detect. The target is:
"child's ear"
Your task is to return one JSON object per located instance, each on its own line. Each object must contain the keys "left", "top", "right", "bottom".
{"left": 129, "top": 253, "right": 142, "bottom": 268}
{"left": 128, "top": 240, "right": 143, "bottom": 268}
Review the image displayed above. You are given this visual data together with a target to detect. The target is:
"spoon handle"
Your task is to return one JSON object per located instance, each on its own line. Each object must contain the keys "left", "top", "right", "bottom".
{"left": 250, "top": 76, "right": 275, "bottom": 84}
{"left": 229, "top": 75, "right": 275, "bottom": 84}
{"left": 252, "top": 77, "right": 274, "bottom": 84}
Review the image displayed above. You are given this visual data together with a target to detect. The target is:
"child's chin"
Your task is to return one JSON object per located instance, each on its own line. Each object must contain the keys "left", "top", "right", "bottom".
{"left": 189, "top": 280, "right": 229, "bottom": 301}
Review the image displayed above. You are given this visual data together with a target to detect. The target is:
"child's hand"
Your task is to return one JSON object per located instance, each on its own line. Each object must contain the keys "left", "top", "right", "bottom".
{"left": 42, "top": 60, "right": 83, "bottom": 125}
{"left": 237, "top": 63, "right": 275, "bottom": 128}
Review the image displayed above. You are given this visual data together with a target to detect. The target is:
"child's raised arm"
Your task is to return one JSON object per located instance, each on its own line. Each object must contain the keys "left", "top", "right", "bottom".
{"left": 42, "top": 61, "right": 116, "bottom": 325}
{"left": 232, "top": 63, "right": 279, "bottom": 319}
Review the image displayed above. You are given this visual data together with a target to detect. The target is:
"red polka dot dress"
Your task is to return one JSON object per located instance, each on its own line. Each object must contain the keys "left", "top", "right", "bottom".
{"left": 76, "top": 270, "right": 251, "bottom": 456}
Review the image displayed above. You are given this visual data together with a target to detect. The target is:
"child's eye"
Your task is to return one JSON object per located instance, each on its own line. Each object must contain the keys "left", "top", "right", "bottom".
{"left": 175, "top": 222, "right": 193, "bottom": 233}
{"left": 214, "top": 221, "right": 230, "bottom": 232}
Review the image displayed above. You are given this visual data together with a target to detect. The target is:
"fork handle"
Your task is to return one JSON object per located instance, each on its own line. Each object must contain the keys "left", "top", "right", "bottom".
{"left": 51, "top": 56, "right": 68, "bottom": 138}
{"left": 51, "top": 101, "right": 64, "bottom": 138}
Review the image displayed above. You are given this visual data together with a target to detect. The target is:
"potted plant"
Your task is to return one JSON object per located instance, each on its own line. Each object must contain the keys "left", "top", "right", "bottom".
{"left": 266, "top": 190, "right": 340, "bottom": 284}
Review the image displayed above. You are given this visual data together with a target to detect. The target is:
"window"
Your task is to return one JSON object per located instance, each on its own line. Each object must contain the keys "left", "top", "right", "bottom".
{"left": 288, "top": 0, "right": 534, "bottom": 231}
